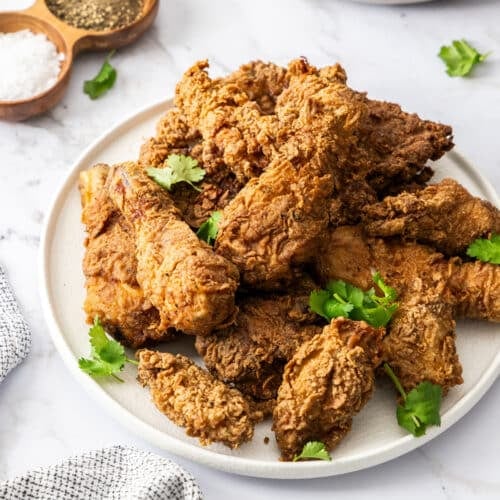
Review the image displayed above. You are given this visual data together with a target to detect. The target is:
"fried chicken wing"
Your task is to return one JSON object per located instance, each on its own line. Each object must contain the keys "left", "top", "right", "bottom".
{"left": 196, "top": 291, "right": 322, "bottom": 401}
{"left": 107, "top": 161, "right": 239, "bottom": 336}
{"left": 363, "top": 178, "right": 500, "bottom": 255}
{"left": 137, "top": 350, "right": 264, "bottom": 448}
{"left": 80, "top": 164, "right": 170, "bottom": 347}
{"left": 272, "top": 318, "right": 383, "bottom": 461}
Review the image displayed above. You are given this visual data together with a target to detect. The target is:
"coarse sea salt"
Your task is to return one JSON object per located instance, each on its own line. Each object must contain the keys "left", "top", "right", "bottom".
{"left": 0, "top": 29, "right": 65, "bottom": 101}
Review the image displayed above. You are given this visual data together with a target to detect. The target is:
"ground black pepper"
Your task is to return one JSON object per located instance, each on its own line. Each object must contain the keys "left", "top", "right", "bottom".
{"left": 45, "top": 0, "right": 144, "bottom": 32}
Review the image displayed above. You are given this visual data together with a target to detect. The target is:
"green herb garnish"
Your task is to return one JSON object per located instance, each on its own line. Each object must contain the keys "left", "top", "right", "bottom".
{"left": 84, "top": 51, "right": 117, "bottom": 99}
{"left": 309, "top": 273, "right": 398, "bottom": 327}
{"left": 147, "top": 154, "right": 205, "bottom": 192}
{"left": 384, "top": 363, "right": 442, "bottom": 437}
{"left": 438, "top": 39, "right": 489, "bottom": 77}
{"left": 196, "top": 211, "right": 222, "bottom": 245}
{"left": 293, "top": 441, "right": 331, "bottom": 462}
{"left": 466, "top": 234, "right": 500, "bottom": 265}
{"left": 78, "top": 317, "right": 137, "bottom": 382}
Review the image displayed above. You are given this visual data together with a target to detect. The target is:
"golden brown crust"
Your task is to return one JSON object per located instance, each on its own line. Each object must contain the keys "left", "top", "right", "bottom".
{"left": 79, "top": 164, "right": 171, "bottom": 348}
{"left": 272, "top": 318, "right": 383, "bottom": 461}
{"left": 107, "top": 161, "right": 239, "bottom": 336}
{"left": 196, "top": 291, "right": 322, "bottom": 400}
{"left": 137, "top": 350, "right": 260, "bottom": 448}
{"left": 363, "top": 178, "right": 500, "bottom": 255}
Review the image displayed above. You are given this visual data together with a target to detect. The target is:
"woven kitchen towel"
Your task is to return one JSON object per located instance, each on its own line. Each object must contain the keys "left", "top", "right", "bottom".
{"left": 0, "top": 266, "right": 31, "bottom": 383}
{"left": 0, "top": 445, "right": 203, "bottom": 500}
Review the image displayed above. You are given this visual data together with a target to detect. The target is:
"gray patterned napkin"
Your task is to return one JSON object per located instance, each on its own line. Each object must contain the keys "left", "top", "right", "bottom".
{"left": 0, "top": 266, "right": 31, "bottom": 383}
{"left": 0, "top": 446, "right": 203, "bottom": 500}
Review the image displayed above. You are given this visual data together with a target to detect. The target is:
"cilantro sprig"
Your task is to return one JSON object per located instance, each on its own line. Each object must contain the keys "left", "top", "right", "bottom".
{"left": 466, "top": 234, "right": 500, "bottom": 265}
{"left": 293, "top": 441, "right": 331, "bottom": 462}
{"left": 147, "top": 154, "right": 205, "bottom": 192}
{"left": 78, "top": 317, "right": 137, "bottom": 382}
{"left": 309, "top": 273, "right": 398, "bottom": 328}
{"left": 84, "top": 51, "right": 117, "bottom": 99}
{"left": 438, "top": 40, "right": 489, "bottom": 77}
{"left": 196, "top": 210, "right": 221, "bottom": 245}
{"left": 384, "top": 363, "right": 442, "bottom": 437}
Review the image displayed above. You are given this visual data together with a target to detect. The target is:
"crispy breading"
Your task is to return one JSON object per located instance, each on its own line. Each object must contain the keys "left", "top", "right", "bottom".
{"left": 272, "top": 318, "right": 383, "bottom": 461}
{"left": 137, "top": 350, "right": 264, "bottom": 448}
{"left": 216, "top": 60, "right": 363, "bottom": 288}
{"left": 196, "top": 291, "right": 322, "bottom": 401}
{"left": 315, "top": 226, "right": 470, "bottom": 392}
{"left": 107, "top": 161, "right": 239, "bottom": 336}
{"left": 363, "top": 178, "right": 500, "bottom": 255}
{"left": 79, "top": 164, "right": 171, "bottom": 347}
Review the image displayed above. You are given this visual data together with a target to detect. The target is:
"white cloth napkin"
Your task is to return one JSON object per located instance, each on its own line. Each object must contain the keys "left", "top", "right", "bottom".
{"left": 0, "top": 266, "right": 31, "bottom": 383}
{"left": 0, "top": 446, "right": 203, "bottom": 500}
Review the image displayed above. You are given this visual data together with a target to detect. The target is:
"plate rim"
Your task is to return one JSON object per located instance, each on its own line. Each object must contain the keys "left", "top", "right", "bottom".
{"left": 38, "top": 98, "right": 500, "bottom": 479}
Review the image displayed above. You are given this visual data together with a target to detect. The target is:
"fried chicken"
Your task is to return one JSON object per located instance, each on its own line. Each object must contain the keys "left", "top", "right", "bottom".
{"left": 363, "top": 178, "right": 500, "bottom": 255}
{"left": 137, "top": 350, "right": 266, "bottom": 448}
{"left": 196, "top": 290, "right": 322, "bottom": 401}
{"left": 215, "top": 60, "right": 364, "bottom": 288}
{"left": 272, "top": 318, "right": 383, "bottom": 461}
{"left": 315, "top": 226, "right": 461, "bottom": 391}
{"left": 79, "top": 164, "right": 170, "bottom": 347}
{"left": 107, "top": 161, "right": 239, "bottom": 336}
{"left": 225, "top": 60, "right": 289, "bottom": 115}
{"left": 175, "top": 60, "right": 279, "bottom": 185}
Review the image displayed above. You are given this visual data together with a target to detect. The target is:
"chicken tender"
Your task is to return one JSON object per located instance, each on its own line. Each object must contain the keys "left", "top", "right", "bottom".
{"left": 196, "top": 291, "right": 322, "bottom": 401}
{"left": 273, "top": 318, "right": 383, "bottom": 461}
{"left": 107, "top": 161, "right": 239, "bottom": 336}
{"left": 80, "top": 164, "right": 170, "bottom": 347}
{"left": 138, "top": 350, "right": 264, "bottom": 448}
{"left": 363, "top": 178, "right": 500, "bottom": 255}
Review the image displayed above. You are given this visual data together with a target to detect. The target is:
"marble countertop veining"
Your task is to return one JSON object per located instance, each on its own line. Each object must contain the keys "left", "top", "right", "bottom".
{"left": 1, "top": 1, "right": 499, "bottom": 498}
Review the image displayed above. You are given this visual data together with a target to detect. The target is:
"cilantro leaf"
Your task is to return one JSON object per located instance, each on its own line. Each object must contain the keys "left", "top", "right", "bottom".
{"left": 196, "top": 211, "right": 222, "bottom": 245}
{"left": 309, "top": 273, "right": 398, "bottom": 327}
{"left": 293, "top": 441, "right": 331, "bottom": 462}
{"left": 78, "top": 317, "right": 136, "bottom": 382}
{"left": 466, "top": 234, "right": 500, "bottom": 264}
{"left": 147, "top": 154, "right": 205, "bottom": 192}
{"left": 84, "top": 51, "right": 117, "bottom": 99}
{"left": 384, "top": 363, "right": 442, "bottom": 437}
{"left": 438, "top": 40, "right": 489, "bottom": 77}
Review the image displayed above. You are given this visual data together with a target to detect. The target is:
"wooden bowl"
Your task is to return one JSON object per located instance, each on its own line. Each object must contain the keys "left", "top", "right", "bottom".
{"left": 0, "top": 0, "right": 159, "bottom": 121}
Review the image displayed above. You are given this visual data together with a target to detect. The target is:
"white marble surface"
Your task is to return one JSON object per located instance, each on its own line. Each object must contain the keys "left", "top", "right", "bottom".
{"left": 1, "top": 0, "right": 499, "bottom": 498}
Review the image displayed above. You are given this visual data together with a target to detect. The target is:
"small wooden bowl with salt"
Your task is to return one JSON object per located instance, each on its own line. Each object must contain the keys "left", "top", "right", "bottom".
{"left": 0, "top": 0, "right": 158, "bottom": 121}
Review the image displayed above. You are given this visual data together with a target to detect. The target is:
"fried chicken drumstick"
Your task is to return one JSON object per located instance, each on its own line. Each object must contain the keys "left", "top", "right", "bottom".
{"left": 107, "top": 161, "right": 239, "bottom": 336}
{"left": 273, "top": 318, "right": 383, "bottom": 461}
{"left": 80, "top": 164, "right": 170, "bottom": 347}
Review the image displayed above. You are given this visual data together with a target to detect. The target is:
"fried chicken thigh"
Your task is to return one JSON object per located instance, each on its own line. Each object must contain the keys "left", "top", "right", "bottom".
{"left": 273, "top": 318, "right": 383, "bottom": 461}
{"left": 107, "top": 162, "right": 239, "bottom": 336}
{"left": 80, "top": 164, "right": 170, "bottom": 347}
{"left": 196, "top": 291, "right": 322, "bottom": 401}
{"left": 363, "top": 178, "right": 500, "bottom": 255}
{"left": 138, "top": 350, "right": 265, "bottom": 448}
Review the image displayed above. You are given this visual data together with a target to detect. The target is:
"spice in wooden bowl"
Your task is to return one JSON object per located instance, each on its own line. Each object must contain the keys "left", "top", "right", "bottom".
{"left": 45, "top": 0, "right": 144, "bottom": 32}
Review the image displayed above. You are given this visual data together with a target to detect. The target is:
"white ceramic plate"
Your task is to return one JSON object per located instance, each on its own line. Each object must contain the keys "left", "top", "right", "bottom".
{"left": 39, "top": 99, "right": 500, "bottom": 479}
